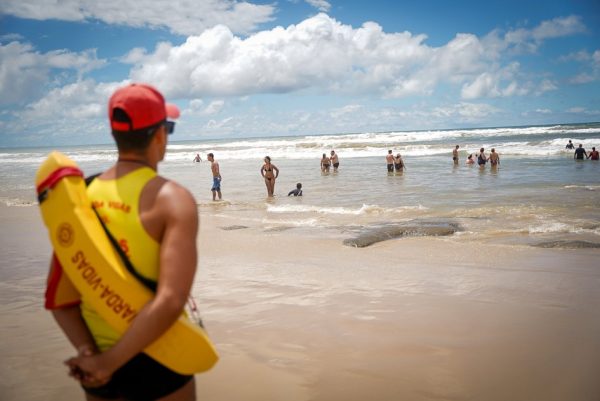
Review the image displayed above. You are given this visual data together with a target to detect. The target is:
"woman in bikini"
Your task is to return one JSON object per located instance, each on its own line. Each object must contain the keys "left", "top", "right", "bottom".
{"left": 489, "top": 148, "right": 500, "bottom": 167}
{"left": 320, "top": 153, "right": 331, "bottom": 172}
{"left": 260, "top": 156, "right": 279, "bottom": 197}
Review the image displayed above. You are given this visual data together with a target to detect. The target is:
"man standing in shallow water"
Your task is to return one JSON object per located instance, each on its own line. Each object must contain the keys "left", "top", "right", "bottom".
{"left": 207, "top": 153, "right": 222, "bottom": 201}
{"left": 46, "top": 83, "right": 200, "bottom": 400}
{"left": 330, "top": 150, "right": 339, "bottom": 172}
{"left": 386, "top": 150, "right": 395, "bottom": 172}
{"left": 574, "top": 144, "right": 588, "bottom": 160}
{"left": 453, "top": 145, "right": 460, "bottom": 165}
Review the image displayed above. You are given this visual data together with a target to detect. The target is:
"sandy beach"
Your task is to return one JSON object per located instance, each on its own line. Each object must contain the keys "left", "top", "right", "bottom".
{"left": 1, "top": 203, "right": 599, "bottom": 401}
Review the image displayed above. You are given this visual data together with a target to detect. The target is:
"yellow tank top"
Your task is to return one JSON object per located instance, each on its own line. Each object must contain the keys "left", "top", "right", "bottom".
{"left": 83, "top": 167, "right": 160, "bottom": 351}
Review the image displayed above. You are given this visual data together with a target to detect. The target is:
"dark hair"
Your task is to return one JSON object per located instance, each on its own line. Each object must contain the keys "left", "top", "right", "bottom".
{"left": 296, "top": 183, "right": 302, "bottom": 188}
{"left": 265, "top": 156, "right": 271, "bottom": 162}
{"left": 111, "top": 107, "right": 158, "bottom": 152}
{"left": 208, "top": 153, "right": 214, "bottom": 158}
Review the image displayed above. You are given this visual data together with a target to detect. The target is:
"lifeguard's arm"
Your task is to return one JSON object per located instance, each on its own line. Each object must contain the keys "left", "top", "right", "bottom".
{"left": 260, "top": 165, "right": 265, "bottom": 177}
{"left": 45, "top": 255, "right": 96, "bottom": 352}
{"left": 67, "top": 182, "right": 198, "bottom": 383}
{"left": 52, "top": 307, "right": 98, "bottom": 353}
{"left": 274, "top": 165, "right": 280, "bottom": 178}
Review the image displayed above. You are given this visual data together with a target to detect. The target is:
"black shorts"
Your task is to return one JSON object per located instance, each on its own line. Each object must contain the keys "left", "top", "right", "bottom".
{"left": 387, "top": 164, "right": 394, "bottom": 172}
{"left": 333, "top": 162, "right": 339, "bottom": 168}
{"left": 83, "top": 353, "right": 193, "bottom": 400}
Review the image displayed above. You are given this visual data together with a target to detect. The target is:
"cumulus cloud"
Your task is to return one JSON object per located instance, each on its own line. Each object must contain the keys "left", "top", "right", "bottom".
{"left": 1, "top": 79, "right": 126, "bottom": 145}
{"left": 485, "top": 15, "right": 585, "bottom": 55}
{"left": 433, "top": 102, "right": 500, "bottom": 122}
{"left": 128, "top": 14, "right": 437, "bottom": 98}
{"left": 460, "top": 62, "right": 529, "bottom": 99}
{"left": 0, "top": 0, "right": 275, "bottom": 36}
{"left": 305, "top": 0, "right": 331, "bottom": 12}
{"left": 330, "top": 104, "right": 363, "bottom": 119}
{"left": 2, "top": 13, "right": 591, "bottom": 145}
{"left": 536, "top": 79, "right": 558, "bottom": 94}
{"left": 184, "top": 99, "right": 226, "bottom": 116}
{"left": 21, "top": 80, "right": 109, "bottom": 120}
{"left": 0, "top": 41, "right": 105, "bottom": 105}
{"left": 564, "top": 49, "right": 600, "bottom": 84}
{"left": 127, "top": 13, "right": 585, "bottom": 101}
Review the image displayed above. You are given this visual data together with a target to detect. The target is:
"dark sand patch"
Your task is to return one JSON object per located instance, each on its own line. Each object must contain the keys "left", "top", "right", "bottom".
{"left": 533, "top": 240, "right": 600, "bottom": 249}
{"left": 221, "top": 225, "right": 249, "bottom": 231}
{"left": 343, "top": 221, "right": 460, "bottom": 248}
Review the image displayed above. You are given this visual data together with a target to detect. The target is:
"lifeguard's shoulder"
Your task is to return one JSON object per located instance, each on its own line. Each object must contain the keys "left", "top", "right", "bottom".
{"left": 155, "top": 179, "right": 197, "bottom": 217}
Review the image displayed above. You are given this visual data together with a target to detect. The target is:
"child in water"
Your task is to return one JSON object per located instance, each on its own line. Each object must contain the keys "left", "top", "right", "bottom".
{"left": 288, "top": 183, "right": 303, "bottom": 196}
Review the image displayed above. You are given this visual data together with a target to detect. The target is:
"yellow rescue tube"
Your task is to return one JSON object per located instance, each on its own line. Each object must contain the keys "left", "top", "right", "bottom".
{"left": 35, "top": 151, "right": 218, "bottom": 374}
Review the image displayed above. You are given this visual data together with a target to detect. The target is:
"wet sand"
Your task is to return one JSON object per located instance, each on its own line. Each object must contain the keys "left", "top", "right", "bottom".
{"left": 1, "top": 204, "right": 600, "bottom": 401}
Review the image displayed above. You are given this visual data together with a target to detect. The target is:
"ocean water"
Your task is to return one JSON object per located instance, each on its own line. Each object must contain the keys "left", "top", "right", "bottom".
{"left": 2, "top": 123, "right": 599, "bottom": 245}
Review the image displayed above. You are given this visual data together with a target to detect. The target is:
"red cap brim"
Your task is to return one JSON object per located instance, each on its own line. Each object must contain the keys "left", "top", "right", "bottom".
{"left": 166, "top": 103, "right": 180, "bottom": 120}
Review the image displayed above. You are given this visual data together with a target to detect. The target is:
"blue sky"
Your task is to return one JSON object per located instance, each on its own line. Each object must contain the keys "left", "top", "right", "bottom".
{"left": 1, "top": 0, "right": 599, "bottom": 147}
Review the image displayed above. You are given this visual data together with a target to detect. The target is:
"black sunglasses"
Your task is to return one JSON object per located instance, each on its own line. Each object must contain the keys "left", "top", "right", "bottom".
{"left": 165, "top": 121, "right": 175, "bottom": 134}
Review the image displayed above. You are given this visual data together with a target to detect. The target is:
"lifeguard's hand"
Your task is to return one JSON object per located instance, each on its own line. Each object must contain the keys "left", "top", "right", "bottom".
{"left": 65, "top": 349, "right": 113, "bottom": 388}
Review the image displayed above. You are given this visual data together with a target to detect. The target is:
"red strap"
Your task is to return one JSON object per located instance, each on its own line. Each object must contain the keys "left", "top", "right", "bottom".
{"left": 36, "top": 166, "right": 84, "bottom": 194}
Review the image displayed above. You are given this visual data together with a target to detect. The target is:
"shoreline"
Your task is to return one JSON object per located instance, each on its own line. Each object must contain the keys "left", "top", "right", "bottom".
{"left": 1, "top": 205, "right": 600, "bottom": 400}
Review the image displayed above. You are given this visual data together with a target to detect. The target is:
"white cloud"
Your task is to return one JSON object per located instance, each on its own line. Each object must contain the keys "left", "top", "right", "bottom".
{"left": 183, "top": 99, "right": 225, "bottom": 116}
{"left": 560, "top": 50, "right": 593, "bottom": 62}
{"left": 569, "top": 50, "right": 600, "bottom": 84}
{"left": 330, "top": 104, "right": 363, "bottom": 119}
{"left": 0, "top": 33, "right": 24, "bottom": 43}
{"left": 489, "top": 15, "right": 586, "bottom": 55}
{"left": 536, "top": 79, "right": 558, "bottom": 94}
{"left": 0, "top": 0, "right": 275, "bottom": 35}
{"left": 535, "top": 108, "right": 552, "bottom": 114}
{"left": 2, "top": 13, "right": 592, "bottom": 146}
{"left": 128, "top": 14, "right": 445, "bottom": 98}
{"left": 0, "top": 41, "right": 105, "bottom": 105}
{"left": 443, "top": 102, "right": 500, "bottom": 122}
{"left": 128, "top": 13, "right": 584, "bottom": 101}
{"left": 0, "top": 79, "right": 127, "bottom": 145}
{"left": 20, "top": 79, "right": 121, "bottom": 120}
{"left": 204, "top": 100, "right": 225, "bottom": 115}
{"left": 565, "top": 107, "right": 600, "bottom": 116}
{"left": 531, "top": 15, "right": 586, "bottom": 41}
{"left": 460, "top": 63, "right": 529, "bottom": 99}
{"left": 565, "top": 49, "right": 600, "bottom": 84}
{"left": 305, "top": 0, "right": 331, "bottom": 12}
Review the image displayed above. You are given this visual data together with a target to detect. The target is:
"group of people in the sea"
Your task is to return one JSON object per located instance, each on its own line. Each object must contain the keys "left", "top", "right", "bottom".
{"left": 198, "top": 140, "right": 599, "bottom": 200}
{"left": 320, "top": 150, "right": 340, "bottom": 172}
{"left": 385, "top": 150, "right": 405, "bottom": 172}
{"left": 566, "top": 140, "right": 599, "bottom": 160}
{"left": 459, "top": 145, "right": 500, "bottom": 167}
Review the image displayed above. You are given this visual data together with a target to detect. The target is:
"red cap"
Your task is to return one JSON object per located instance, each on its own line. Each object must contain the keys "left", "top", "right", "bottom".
{"left": 109, "top": 83, "right": 180, "bottom": 132}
